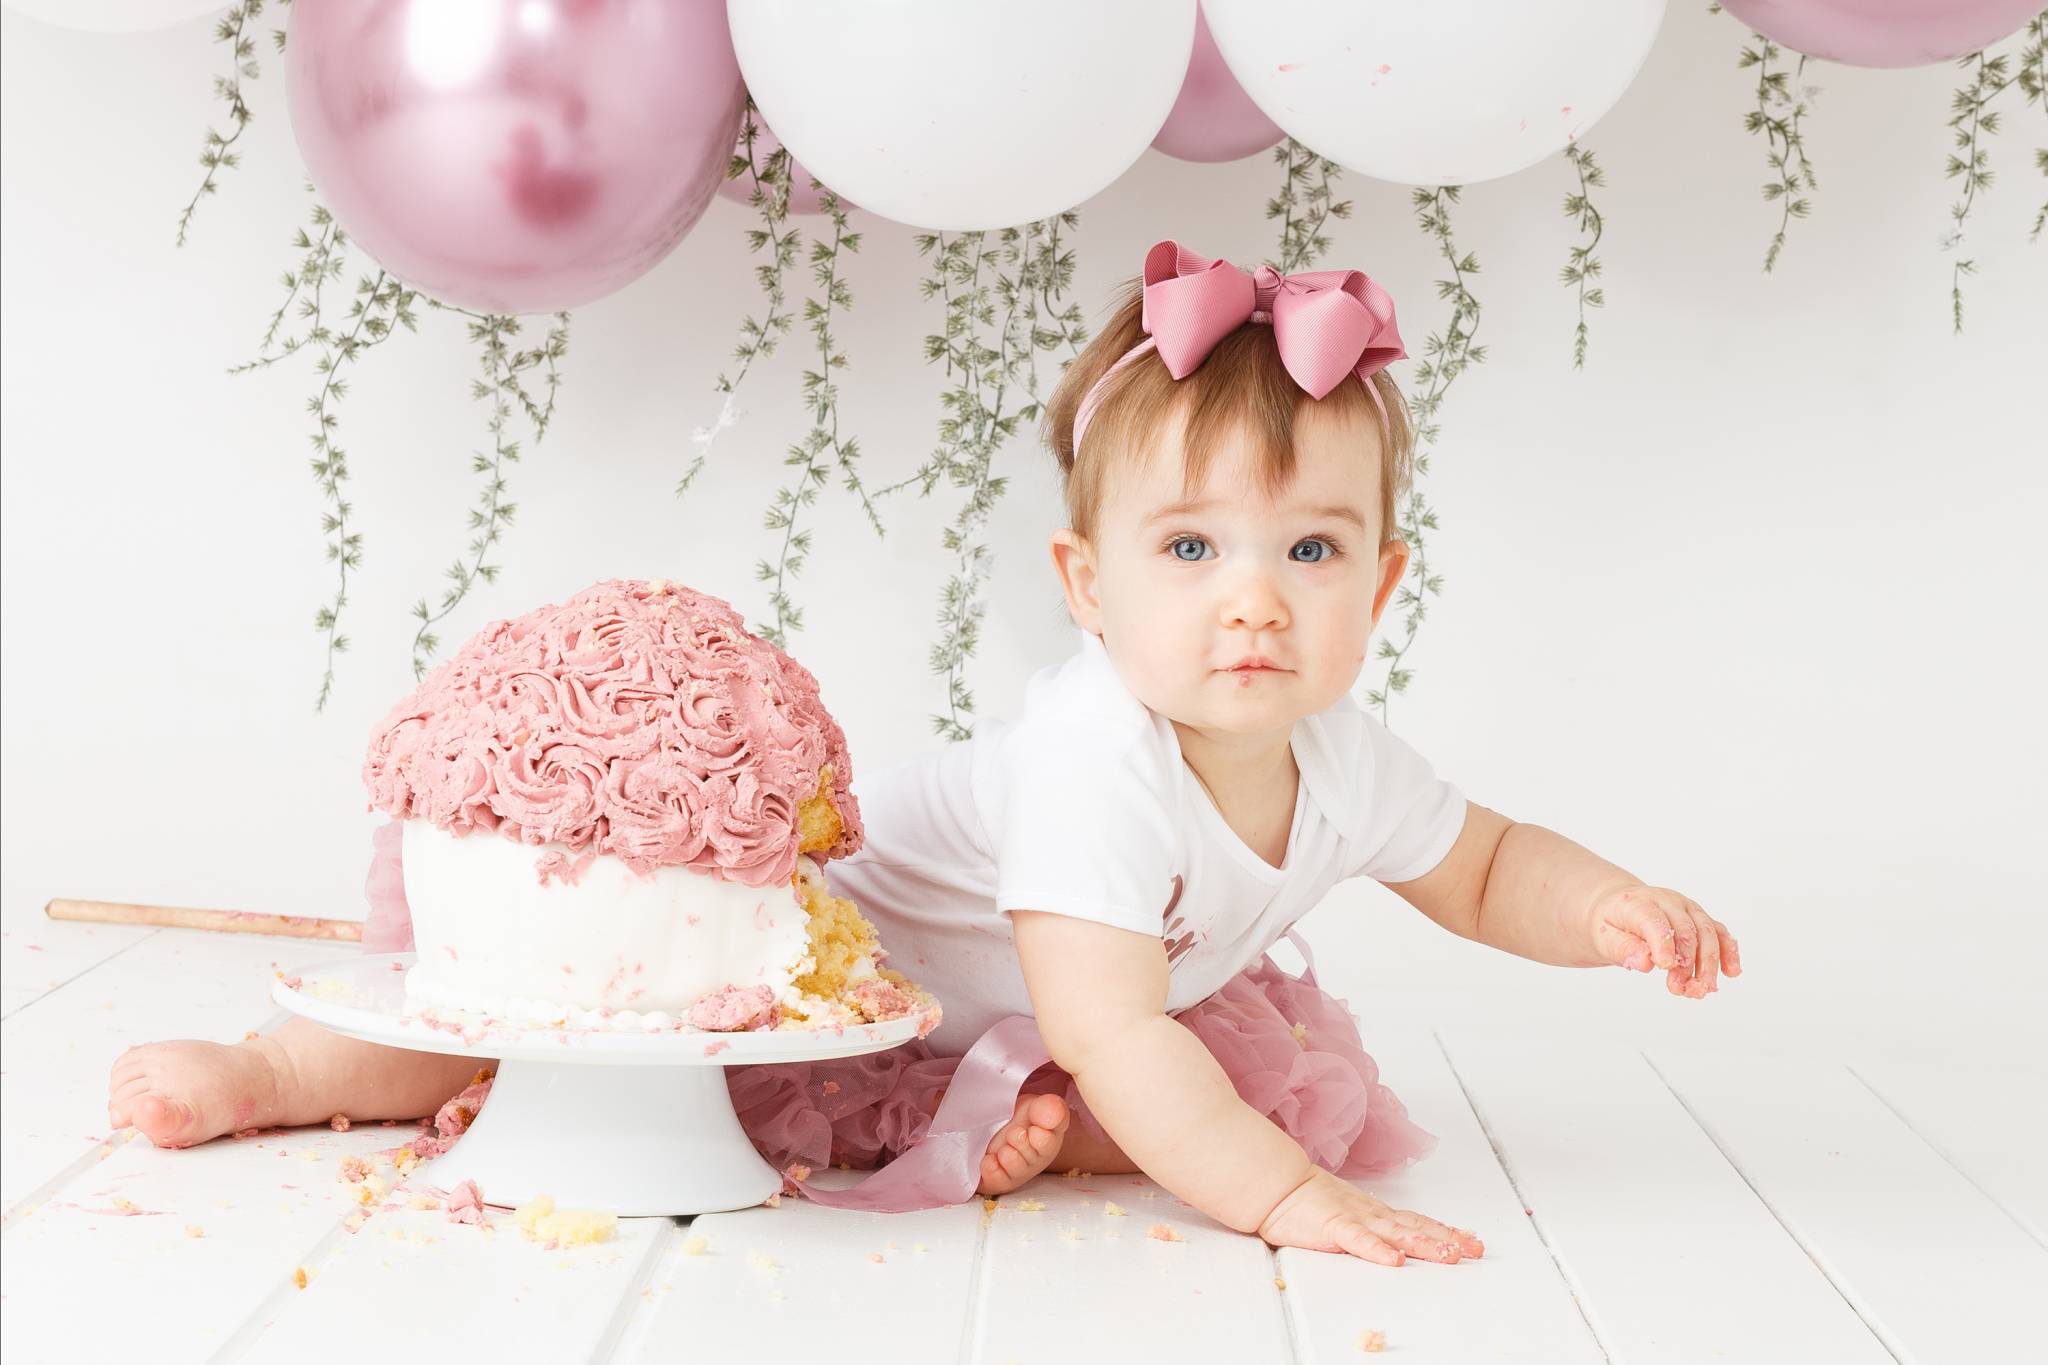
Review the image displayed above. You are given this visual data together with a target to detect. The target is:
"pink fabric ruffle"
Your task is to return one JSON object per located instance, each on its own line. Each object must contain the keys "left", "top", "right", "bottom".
{"left": 726, "top": 946, "right": 1436, "bottom": 1181}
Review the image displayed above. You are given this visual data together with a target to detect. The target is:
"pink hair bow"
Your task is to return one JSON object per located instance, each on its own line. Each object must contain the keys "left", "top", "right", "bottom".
{"left": 1071, "top": 238, "right": 1407, "bottom": 453}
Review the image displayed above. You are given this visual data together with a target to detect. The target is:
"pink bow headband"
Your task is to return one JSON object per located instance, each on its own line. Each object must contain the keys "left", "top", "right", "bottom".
{"left": 1069, "top": 239, "right": 1407, "bottom": 455}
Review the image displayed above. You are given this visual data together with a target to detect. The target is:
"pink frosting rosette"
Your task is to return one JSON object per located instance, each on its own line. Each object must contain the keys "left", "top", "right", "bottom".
{"left": 362, "top": 578, "right": 864, "bottom": 887}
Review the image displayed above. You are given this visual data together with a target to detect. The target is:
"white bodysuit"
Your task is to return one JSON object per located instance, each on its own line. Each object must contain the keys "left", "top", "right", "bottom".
{"left": 825, "top": 627, "right": 1468, "bottom": 1057}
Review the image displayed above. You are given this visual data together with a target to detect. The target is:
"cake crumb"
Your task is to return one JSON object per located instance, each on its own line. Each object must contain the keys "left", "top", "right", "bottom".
{"left": 868, "top": 1252, "right": 885, "bottom": 1263}
{"left": 329, "top": 1114, "right": 352, "bottom": 1132}
{"left": 337, "top": 1155, "right": 370, "bottom": 1183}
{"left": 1274, "top": 1276, "right": 1287, "bottom": 1292}
{"left": 1016, "top": 1198, "right": 1046, "bottom": 1212}
{"left": 292, "top": 1267, "right": 310, "bottom": 1290}
{"left": 747, "top": 1251, "right": 780, "bottom": 1273}
{"left": 1148, "top": 1223, "right": 1185, "bottom": 1243}
{"left": 1102, "top": 1201, "right": 1127, "bottom": 1217}
{"left": 445, "top": 1181, "right": 486, "bottom": 1226}
{"left": 682, "top": 1234, "right": 710, "bottom": 1256}
{"left": 982, "top": 1197, "right": 1000, "bottom": 1213}
{"left": 1358, "top": 1328, "right": 1387, "bottom": 1352}
{"left": 1059, "top": 1227, "right": 1084, "bottom": 1242}
{"left": 512, "top": 1195, "right": 615, "bottom": 1248}
{"left": 185, "top": 1224, "right": 205, "bottom": 1238}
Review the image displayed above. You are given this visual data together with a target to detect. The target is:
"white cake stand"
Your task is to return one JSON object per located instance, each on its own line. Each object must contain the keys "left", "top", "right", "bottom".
{"left": 272, "top": 952, "right": 924, "bottom": 1216}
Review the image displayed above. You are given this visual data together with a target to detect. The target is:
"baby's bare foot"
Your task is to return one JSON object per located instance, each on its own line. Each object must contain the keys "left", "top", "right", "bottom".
{"left": 106, "top": 1038, "right": 289, "bottom": 1149}
{"left": 976, "top": 1093, "right": 1069, "bottom": 1196}
{"left": 920, "top": 1086, "right": 1073, "bottom": 1196}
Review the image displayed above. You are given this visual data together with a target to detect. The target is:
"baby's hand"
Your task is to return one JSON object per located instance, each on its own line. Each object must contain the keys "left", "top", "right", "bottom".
{"left": 1586, "top": 884, "right": 1741, "bottom": 998}
{"left": 1256, "top": 1167, "right": 1484, "bottom": 1266}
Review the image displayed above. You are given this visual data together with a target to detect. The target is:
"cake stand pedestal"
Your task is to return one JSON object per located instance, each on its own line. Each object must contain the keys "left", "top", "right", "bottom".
{"left": 273, "top": 952, "right": 923, "bottom": 1216}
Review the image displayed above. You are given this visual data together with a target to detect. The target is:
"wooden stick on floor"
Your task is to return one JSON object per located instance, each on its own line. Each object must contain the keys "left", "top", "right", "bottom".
{"left": 43, "top": 898, "right": 365, "bottom": 942}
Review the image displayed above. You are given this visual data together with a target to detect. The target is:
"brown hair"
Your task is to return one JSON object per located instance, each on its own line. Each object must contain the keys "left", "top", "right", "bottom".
{"left": 1040, "top": 274, "right": 1416, "bottom": 546}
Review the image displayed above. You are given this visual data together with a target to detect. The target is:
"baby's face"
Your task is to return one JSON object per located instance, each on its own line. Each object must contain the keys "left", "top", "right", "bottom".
{"left": 1051, "top": 402, "right": 1409, "bottom": 738}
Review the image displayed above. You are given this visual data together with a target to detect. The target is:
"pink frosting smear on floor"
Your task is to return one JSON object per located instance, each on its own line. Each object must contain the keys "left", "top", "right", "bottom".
{"left": 361, "top": 577, "right": 864, "bottom": 887}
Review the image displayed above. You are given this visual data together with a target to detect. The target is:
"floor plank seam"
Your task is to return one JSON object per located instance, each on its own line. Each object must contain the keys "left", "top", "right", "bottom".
{"left": 956, "top": 1190, "right": 997, "bottom": 1363}
{"left": 1, "top": 925, "right": 163, "bottom": 1022}
{"left": 201, "top": 1205, "right": 377, "bottom": 1365}
{"left": 0, "top": 1127, "right": 144, "bottom": 1232}
{"left": 1430, "top": 1031, "right": 1615, "bottom": 1365}
{"left": 1265, "top": 1239, "right": 1304, "bottom": 1364}
{"left": 1637, "top": 1051, "right": 1906, "bottom": 1365}
{"left": 588, "top": 1217, "right": 683, "bottom": 1363}
{"left": 1842, "top": 1061, "right": 2046, "bottom": 1251}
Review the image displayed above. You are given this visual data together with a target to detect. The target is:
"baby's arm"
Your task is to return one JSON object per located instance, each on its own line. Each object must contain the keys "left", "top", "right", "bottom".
{"left": 1011, "top": 908, "right": 1309, "bottom": 1231}
{"left": 1011, "top": 910, "right": 1477, "bottom": 1264}
{"left": 1387, "top": 801, "right": 1741, "bottom": 994}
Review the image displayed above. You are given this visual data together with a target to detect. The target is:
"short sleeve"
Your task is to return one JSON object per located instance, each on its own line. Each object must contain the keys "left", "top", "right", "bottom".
{"left": 1341, "top": 713, "right": 1468, "bottom": 884}
{"left": 991, "top": 720, "right": 1181, "bottom": 937}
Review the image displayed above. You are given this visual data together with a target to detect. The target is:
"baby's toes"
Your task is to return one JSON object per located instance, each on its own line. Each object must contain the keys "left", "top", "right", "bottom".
{"left": 998, "top": 1132, "right": 1038, "bottom": 1177}
{"left": 107, "top": 1074, "right": 152, "bottom": 1126}
{"left": 108, "top": 1043, "right": 157, "bottom": 1088}
{"left": 1022, "top": 1096, "right": 1068, "bottom": 1152}
{"left": 131, "top": 1094, "right": 202, "bottom": 1149}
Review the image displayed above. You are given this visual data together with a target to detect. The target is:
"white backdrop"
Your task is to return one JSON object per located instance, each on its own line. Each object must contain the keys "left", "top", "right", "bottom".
{"left": 3, "top": 5, "right": 2042, "bottom": 1069}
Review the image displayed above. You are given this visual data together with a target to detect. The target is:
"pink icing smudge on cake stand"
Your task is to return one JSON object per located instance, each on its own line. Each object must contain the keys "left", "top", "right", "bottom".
{"left": 271, "top": 950, "right": 927, "bottom": 1217}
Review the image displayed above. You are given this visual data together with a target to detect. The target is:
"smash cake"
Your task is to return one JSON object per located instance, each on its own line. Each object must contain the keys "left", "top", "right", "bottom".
{"left": 360, "top": 577, "right": 938, "bottom": 1036}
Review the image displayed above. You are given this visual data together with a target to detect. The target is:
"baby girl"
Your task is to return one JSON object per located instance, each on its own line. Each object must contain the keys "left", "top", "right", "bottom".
{"left": 109, "top": 238, "right": 1739, "bottom": 1267}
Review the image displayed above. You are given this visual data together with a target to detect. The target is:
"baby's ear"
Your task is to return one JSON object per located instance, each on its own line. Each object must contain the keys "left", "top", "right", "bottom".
{"left": 1369, "top": 538, "right": 1411, "bottom": 630}
{"left": 1048, "top": 529, "right": 1103, "bottom": 632}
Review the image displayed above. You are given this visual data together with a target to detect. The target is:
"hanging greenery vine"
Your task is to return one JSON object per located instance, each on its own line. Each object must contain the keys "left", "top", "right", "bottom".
{"left": 1367, "top": 187, "right": 1486, "bottom": 725}
{"left": 226, "top": 188, "right": 574, "bottom": 707}
{"left": 1560, "top": 144, "right": 1608, "bottom": 369}
{"left": 680, "top": 98, "right": 802, "bottom": 500}
{"left": 2024, "top": 15, "right": 2048, "bottom": 241}
{"left": 1940, "top": 18, "right": 2046, "bottom": 334}
{"left": 870, "top": 217, "right": 1085, "bottom": 741}
{"left": 1739, "top": 32, "right": 1820, "bottom": 273}
{"left": 754, "top": 187, "right": 878, "bottom": 651}
{"left": 408, "top": 308, "right": 571, "bottom": 678}
{"left": 1267, "top": 138, "right": 1353, "bottom": 273}
{"left": 228, "top": 191, "right": 415, "bottom": 711}
{"left": 177, "top": 0, "right": 284, "bottom": 248}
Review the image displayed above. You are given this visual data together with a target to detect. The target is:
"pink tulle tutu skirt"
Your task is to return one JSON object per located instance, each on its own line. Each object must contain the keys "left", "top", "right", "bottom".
{"left": 726, "top": 948, "right": 1438, "bottom": 1182}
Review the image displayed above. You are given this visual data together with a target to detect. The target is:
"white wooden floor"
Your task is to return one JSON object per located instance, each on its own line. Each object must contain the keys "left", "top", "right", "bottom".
{"left": 3, "top": 922, "right": 2041, "bottom": 1364}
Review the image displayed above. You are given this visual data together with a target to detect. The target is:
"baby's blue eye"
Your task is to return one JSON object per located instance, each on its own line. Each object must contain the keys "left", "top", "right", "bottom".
{"left": 1168, "top": 537, "right": 1211, "bottom": 562}
{"left": 1291, "top": 539, "right": 1333, "bottom": 563}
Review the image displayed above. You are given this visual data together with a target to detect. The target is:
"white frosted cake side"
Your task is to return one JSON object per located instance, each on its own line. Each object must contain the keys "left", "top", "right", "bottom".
{"left": 398, "top": 820, "right": 869, "bottom": 1025}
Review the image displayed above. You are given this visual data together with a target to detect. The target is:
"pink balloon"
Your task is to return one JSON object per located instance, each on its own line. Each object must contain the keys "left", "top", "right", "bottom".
{"left": 1152, "top": 6, "right": 1284, "bottom": 163}
{"left": 285, "top": 0, "right": 745, "bottom": 314}
{"left": 1716, "top": 0, "right": 2040, "bottom": 68}
{"left": 716, "top": 119, "right": 846, "bottom": 216}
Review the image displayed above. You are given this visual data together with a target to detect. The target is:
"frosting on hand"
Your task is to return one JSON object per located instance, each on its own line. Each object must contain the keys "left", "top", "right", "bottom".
{"left": 362, "top": 578, "right": 863, "bottom": 887}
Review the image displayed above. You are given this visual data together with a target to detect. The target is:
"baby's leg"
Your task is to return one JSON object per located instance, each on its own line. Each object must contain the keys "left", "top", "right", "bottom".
{"left": 108, "top": 1015, "right": 484, "bottom": 1149}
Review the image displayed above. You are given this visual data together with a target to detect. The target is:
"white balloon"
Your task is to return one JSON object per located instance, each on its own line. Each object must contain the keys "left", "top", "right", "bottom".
{"left": 727, "top": 0, "right": 1196, "bottom": 230}
{"left": 2, "top": 1, "right": 225, "bottom": 33}
{"left": 1204, "top": 0, "right": 1666, "bottom": 186}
